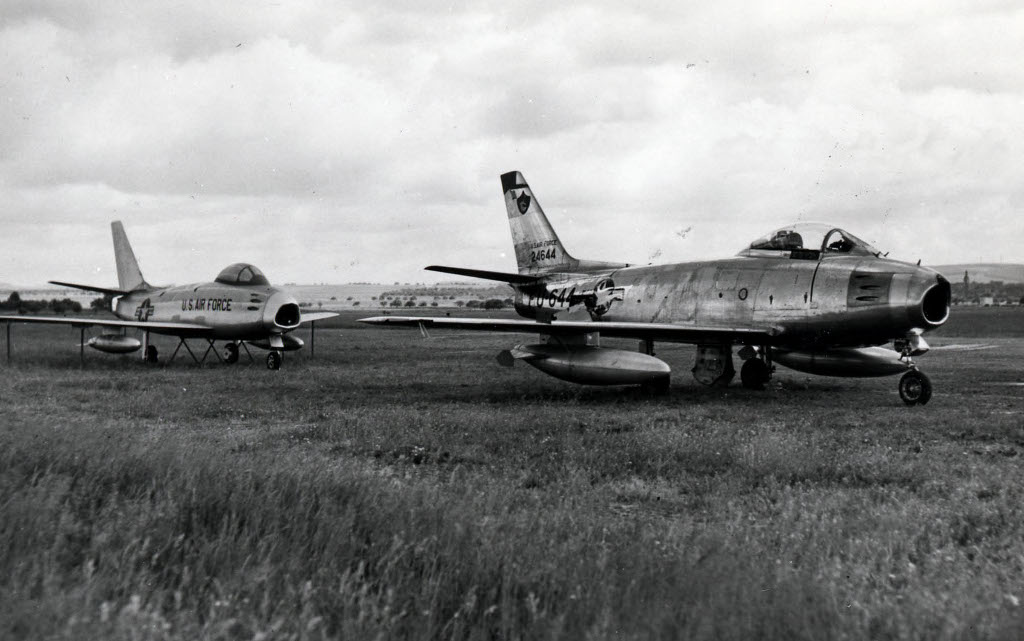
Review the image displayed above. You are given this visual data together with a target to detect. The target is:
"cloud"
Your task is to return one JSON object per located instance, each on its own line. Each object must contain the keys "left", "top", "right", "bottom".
{"left": 1, "top": 1, "right": 1022, "bottom": 286}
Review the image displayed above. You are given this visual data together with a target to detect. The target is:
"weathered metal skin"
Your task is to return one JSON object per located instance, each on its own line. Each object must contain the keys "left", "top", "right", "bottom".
{"left": 511, "top": 343, "right": 671, "bottom": 385}
{"left": 364, "top": 171, "right": 951, "bottom": 395}
{"left": 248, "top": 334, "right": 305, "bottom": 352}
{"left": 113, "top": 282, "right": 302, "bottom": 340}
{"left": 500, "top": 171, "right": 951, "bottom": 385}
{"left": 87, "top": 334, "right": 142, "bottom": 354}
{"left": 772, "top": 346, "right": 911, "bottom": 377}
{"left": 512, "top": 255, "right": 950, "bottom": 350}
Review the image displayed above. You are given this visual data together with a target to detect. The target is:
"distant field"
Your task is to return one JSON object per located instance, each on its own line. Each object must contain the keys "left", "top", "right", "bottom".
{"left": 2, "top": 311, "right": 1024, "bottom": 639}
{"left": 4, "top": 282, "right": 507, "bottom": 312}
{"left": 936, "top": 263, "right": 1024, "bottom": 284}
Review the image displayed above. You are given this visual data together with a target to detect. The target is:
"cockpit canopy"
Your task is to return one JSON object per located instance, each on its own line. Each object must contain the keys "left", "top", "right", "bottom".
{"left": 215, "top": 263, "right": 269, "bottom": 287}
{"left": 741, "top": 223, "right": 882, "bottom": 259}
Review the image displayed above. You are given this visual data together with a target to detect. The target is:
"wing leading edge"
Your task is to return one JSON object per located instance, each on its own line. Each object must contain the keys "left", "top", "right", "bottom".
{"left": 358, "top": 315, "right": 779, "bottom": 343}
{"left": 298, "top": 312, "right": 339, "bottom": 324}
{"left": 0, "top": 315, "right": 212, "bottom": 333}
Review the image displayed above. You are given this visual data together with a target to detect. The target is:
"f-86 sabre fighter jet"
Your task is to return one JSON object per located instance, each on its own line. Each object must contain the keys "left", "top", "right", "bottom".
{"left": 361, "top": 171, "right": 950, "bottom": 405}
{"left": 1, "top": 222, "right": 335, "bottom": 369}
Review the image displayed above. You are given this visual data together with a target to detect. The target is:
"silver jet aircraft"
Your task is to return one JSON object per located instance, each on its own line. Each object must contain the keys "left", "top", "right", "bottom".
{"left": 0, "top": 222, "right": 335, "bottom": 369}
{"left": 361, "top": 171, "right": 951, "bottom": 405}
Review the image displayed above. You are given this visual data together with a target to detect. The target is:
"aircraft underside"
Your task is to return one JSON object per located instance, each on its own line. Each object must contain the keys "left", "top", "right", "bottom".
{"left": 495, "top": 332, "right": 934, "bottom": 406}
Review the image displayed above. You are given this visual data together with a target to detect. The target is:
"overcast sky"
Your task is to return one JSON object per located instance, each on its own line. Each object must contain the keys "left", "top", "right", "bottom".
{"left": 2, "top": 1, "right": 1022, "bottom": 287}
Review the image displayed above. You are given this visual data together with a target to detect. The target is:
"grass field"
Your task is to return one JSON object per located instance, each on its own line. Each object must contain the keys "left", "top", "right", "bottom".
{"left": 2, "top": 309, "right": 1024, "bottom": 639}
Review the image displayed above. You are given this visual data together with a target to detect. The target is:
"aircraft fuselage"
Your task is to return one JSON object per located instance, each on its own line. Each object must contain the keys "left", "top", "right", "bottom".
{"left": 113, "top": 283, "right": 301, "bottom": 340}
{"left": 512, "top": 254, "right": 950, "bottom": 349}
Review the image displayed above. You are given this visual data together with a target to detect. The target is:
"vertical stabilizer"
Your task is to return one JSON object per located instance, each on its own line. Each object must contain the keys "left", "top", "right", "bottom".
{"left": 111, "top": 221, "right": 149, "bottom": 291}
{"left": 501, "top": 171, "right": 577, "bottom": 274}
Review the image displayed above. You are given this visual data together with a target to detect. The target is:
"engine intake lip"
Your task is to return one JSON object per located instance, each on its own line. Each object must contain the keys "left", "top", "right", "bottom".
{"left": 921, "top": 277, "right": 951, "bottom": 326}
{"left": 274, "top": 302, "right": 301, "bottom": 328}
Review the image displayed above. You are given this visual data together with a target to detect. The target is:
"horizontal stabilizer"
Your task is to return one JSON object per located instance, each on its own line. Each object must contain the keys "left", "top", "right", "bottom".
{"left": 48, "top": 280, "right": 130, "bottom": 296}
{"left": 359, "top": 315, "right": 780, "bottom": 344}
{"left": 425, "top": 265, "right": 541, "bottom": 285}
{"left": 298, "top": 312, "right": 339, "bottom": 324}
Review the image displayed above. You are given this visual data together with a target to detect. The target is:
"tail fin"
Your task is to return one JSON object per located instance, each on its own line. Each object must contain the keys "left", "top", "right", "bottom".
{"left": 111, "top": 221, "right": 149, "bottom": 291}
{"left": 501, "top": 171, "right": 577, "bottom": 274}
{"left": 500, "top": 171, "right": 629, "bottom": 275}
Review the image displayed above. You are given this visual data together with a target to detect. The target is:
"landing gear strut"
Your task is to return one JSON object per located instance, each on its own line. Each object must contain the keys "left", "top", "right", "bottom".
{"left": 738, "top": 345, "right": 772, "bottom": 390}
{"left": 899, "top": 369, "right": 932, "bottom": 406}
{"left": 266, "top": 350, "right": 283, "bottom": 370}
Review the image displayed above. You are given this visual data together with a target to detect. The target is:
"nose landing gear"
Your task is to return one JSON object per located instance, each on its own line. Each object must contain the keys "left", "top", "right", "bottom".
{"left": 899, "top": 369, "right": 932, "bottom": 406}
{"left": 266, "top": 350, "right": 283, "bottom": 370}
{"left": 223, "top": 342, "right": 239, "bottom": 364}
{"left": 896, "top": 333, "right": 932, "bottom": 406}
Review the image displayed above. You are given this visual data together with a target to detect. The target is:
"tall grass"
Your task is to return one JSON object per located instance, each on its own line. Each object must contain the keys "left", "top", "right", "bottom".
{"left": 2, "top": 320, "right": 1024, "bottom": 639}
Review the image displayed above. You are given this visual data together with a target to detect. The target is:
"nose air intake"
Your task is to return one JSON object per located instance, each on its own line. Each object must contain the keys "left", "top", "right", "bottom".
{"left": 921, "top": 276, "right": 951, "bottom": 325}
{"left": 275, "top": 303, "right": 301, "bottom": 328}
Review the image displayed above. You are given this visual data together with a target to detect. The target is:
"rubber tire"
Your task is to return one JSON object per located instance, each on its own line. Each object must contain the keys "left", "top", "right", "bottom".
{"left": 740, "top": 358, "right": 770, "bottom": 390}
{"left": 899, "top": 370, "right": 932, "bottom": 406}
{"left": 224, "top": 343, "right": 239, "bottom": 364}
{"left": 266, "top": 351, "right": 282, "bottom": 370}
{"left": 640, "top": 376, "right": 671, "bottom": 396}
{"left": 145, "top": 345, "right": 158, "bottom": 364}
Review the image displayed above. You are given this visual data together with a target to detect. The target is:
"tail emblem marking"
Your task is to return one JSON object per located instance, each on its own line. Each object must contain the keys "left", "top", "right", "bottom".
{"left": 516, "top": 191, "right": 531, "bottom": 214}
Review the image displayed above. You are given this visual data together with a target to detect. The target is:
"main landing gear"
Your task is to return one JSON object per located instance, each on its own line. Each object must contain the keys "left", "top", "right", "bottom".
{"left": 144, "top": 345, "right": 159, "bottom": 363}
{"left": 266, "top": 350, "right": 283, "bottom": 370}
{"left": 738, "top": 345, "right": 773, "bottom": 390}
{"left": 740, "top": 357, "right": 771, "bottom": 390}
{"left": 223, "top": 342, "right": 239, "bottom": 364}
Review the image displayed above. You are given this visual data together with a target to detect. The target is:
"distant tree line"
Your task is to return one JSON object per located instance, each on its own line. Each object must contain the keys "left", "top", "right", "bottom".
{"left": 385, "top": 297, "right": 512, "bottom": 309}
{"left": 0, "top": 291, "right": 83, "bottom": 313}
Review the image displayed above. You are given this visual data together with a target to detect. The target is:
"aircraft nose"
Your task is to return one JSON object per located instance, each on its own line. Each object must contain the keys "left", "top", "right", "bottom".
{"left": 908, "top": 270, "right": 950, "bottom": 328}
{"left": 263, "top": 291, "right": 301, "bottom": 331}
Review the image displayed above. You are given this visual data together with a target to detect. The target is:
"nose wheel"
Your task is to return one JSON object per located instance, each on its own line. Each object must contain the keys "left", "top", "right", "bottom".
{"left": 899, "top": 369, "right": 932, "bottom": 406}
{"left": 223, "top": 342, "right": 239, "bottom": 364}
{"left": 266, "top": 350, "right": 283, "bottom": 370}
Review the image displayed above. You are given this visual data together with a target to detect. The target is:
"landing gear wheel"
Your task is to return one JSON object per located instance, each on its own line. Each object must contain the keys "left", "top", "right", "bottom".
{"left": 740, "top": 358, "right": 770, "bottom": 390}
{"left": 640, "top": 376, "right": 671, "bottom": 396}
{"left": 899, "top": 370, "right": 932, "bottom": 406}
{"left": 266, "top": 351, "right": 282, "bottom": 370}
{"left": 224, "top": 342, "right": 239, "bottom": 364}
{"left": 145, "top": 345, "right": 158, "bottom": 363}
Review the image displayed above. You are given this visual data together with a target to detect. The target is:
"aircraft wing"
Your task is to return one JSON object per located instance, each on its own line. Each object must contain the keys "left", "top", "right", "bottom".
{"left": 0, "top": 314, "right": 212, "bottom": 333}
{"left": 298, "top": 312, "right": 339, "bottom": 324}
{"left": 358, "top": 315, "right": 779, "bottom": 343}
